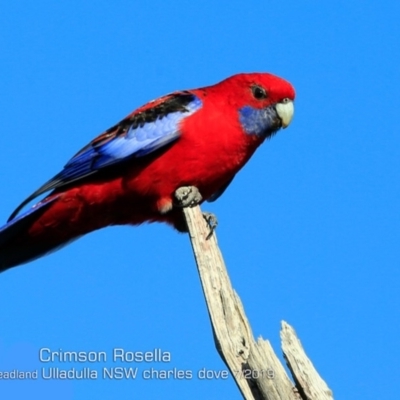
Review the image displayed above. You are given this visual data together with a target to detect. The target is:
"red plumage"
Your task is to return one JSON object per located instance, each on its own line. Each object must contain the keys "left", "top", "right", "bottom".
{"left": 0, "top": 73, "right": 295, "bottom": 271}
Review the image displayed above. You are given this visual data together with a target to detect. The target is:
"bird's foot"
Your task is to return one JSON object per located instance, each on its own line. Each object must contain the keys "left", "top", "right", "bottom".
{"left": 174, "top": 187, "right": 217, "bottom": 239}
{"left": 203, "top": 212, "right": 218, "bottom": 240}
{"left": 174, "top": 186, "right": 203, "bottom": 208}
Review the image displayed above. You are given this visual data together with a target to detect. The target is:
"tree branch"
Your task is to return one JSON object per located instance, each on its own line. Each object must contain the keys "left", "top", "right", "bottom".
{"left": 176, "top": 194, "right": 333, "bottom": 400}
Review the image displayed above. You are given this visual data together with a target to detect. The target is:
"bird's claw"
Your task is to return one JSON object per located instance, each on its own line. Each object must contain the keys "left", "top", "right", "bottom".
{"left": 203, "top": 212, "right": 218, "bottom": 240}
{"left": 174, "top": 186, "right": 203, "bottom": 208}
{"left": 174, "top": 187, "right": 217, "bottom": 239}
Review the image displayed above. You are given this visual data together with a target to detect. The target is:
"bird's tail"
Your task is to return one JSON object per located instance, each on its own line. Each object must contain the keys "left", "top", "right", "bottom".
{"left": 0, "top": 195, "right": 76, "bottom": 273}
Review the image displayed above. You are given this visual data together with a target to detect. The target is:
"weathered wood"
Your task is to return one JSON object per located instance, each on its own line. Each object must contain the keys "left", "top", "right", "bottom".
{"left": 176, "top": 192, "right": 333, "bottom": 400}
{"left": 281, "top": 322, "right": 333, "bottom": 400}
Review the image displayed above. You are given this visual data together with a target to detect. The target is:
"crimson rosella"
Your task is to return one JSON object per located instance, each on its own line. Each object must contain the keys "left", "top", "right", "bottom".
{"left": 0, "top": 73, "right": 295, "bottom": 272}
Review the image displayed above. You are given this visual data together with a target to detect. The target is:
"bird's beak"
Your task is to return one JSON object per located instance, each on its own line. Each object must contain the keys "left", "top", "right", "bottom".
{"left": 275, "top": 99, "right": 294, "bottom": 128}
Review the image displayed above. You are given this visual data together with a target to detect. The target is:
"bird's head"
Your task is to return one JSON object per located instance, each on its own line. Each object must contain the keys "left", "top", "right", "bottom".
{"left": 210, "top": 72, "right": 295, "bottom": 139}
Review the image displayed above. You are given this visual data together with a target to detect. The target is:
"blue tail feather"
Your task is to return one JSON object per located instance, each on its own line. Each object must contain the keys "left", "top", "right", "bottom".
{"left": 0, "top": 196, "right": 59, "bottom": 272}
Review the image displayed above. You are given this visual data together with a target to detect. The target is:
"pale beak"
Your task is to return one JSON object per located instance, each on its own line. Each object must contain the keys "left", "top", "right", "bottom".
{"left": 275, "top": 99, "right": 294, "bottom": 128}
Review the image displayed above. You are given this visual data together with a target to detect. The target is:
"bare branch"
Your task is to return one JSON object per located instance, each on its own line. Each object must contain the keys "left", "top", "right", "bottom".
{"left": 175, "top": 193, "right": 333, "bottom": 400}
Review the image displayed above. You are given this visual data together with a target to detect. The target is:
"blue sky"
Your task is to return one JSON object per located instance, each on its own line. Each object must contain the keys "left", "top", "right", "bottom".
{"left": 0, "top": 1, "right": 399, "bottom": 399}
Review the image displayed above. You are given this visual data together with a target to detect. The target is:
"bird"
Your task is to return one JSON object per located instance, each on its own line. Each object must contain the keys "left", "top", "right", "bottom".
{"left": 0, "top": 72, "right": 295, "bottom": 272}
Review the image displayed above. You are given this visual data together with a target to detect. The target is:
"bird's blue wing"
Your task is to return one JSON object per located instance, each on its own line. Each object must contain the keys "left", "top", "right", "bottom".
{"left": 62, "top": 92, "right": 202, "bottom": 181}
{"left": 8, "top": 92, "right": 202, "bottom": 221}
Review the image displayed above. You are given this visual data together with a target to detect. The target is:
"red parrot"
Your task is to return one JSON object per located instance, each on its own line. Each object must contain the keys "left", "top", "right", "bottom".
{"left": 0, "top": 73, "right": 295, "bottom": 272}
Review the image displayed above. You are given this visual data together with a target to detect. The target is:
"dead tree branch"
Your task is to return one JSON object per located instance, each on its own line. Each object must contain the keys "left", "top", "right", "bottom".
{"left": 176, "top": 193, "right": 333, "bottom": 400}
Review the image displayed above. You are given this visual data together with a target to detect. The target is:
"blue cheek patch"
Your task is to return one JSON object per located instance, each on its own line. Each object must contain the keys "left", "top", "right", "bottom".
{"left": 239, "top": 105, "right": 279, "bottom": 137}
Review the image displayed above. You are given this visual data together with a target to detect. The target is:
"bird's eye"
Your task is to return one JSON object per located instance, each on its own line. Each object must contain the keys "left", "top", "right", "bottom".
{"left": 251, "top": 85, "right": 268, "bottom": 100}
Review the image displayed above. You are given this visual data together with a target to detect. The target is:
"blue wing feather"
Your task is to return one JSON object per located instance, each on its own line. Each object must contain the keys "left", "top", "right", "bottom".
{"left": 8, "top": 93, "right": 202, "bottom": 221}
{"left": 60, "top": 95, "right": 202, "bottom": 182}
{"left": 61, "top": 95, "right": 201, "bottom": 181}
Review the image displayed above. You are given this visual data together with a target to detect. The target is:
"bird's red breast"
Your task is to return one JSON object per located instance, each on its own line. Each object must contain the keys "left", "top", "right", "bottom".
{"left": 0, "top": 72, "right": 295, "bottom": 271}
